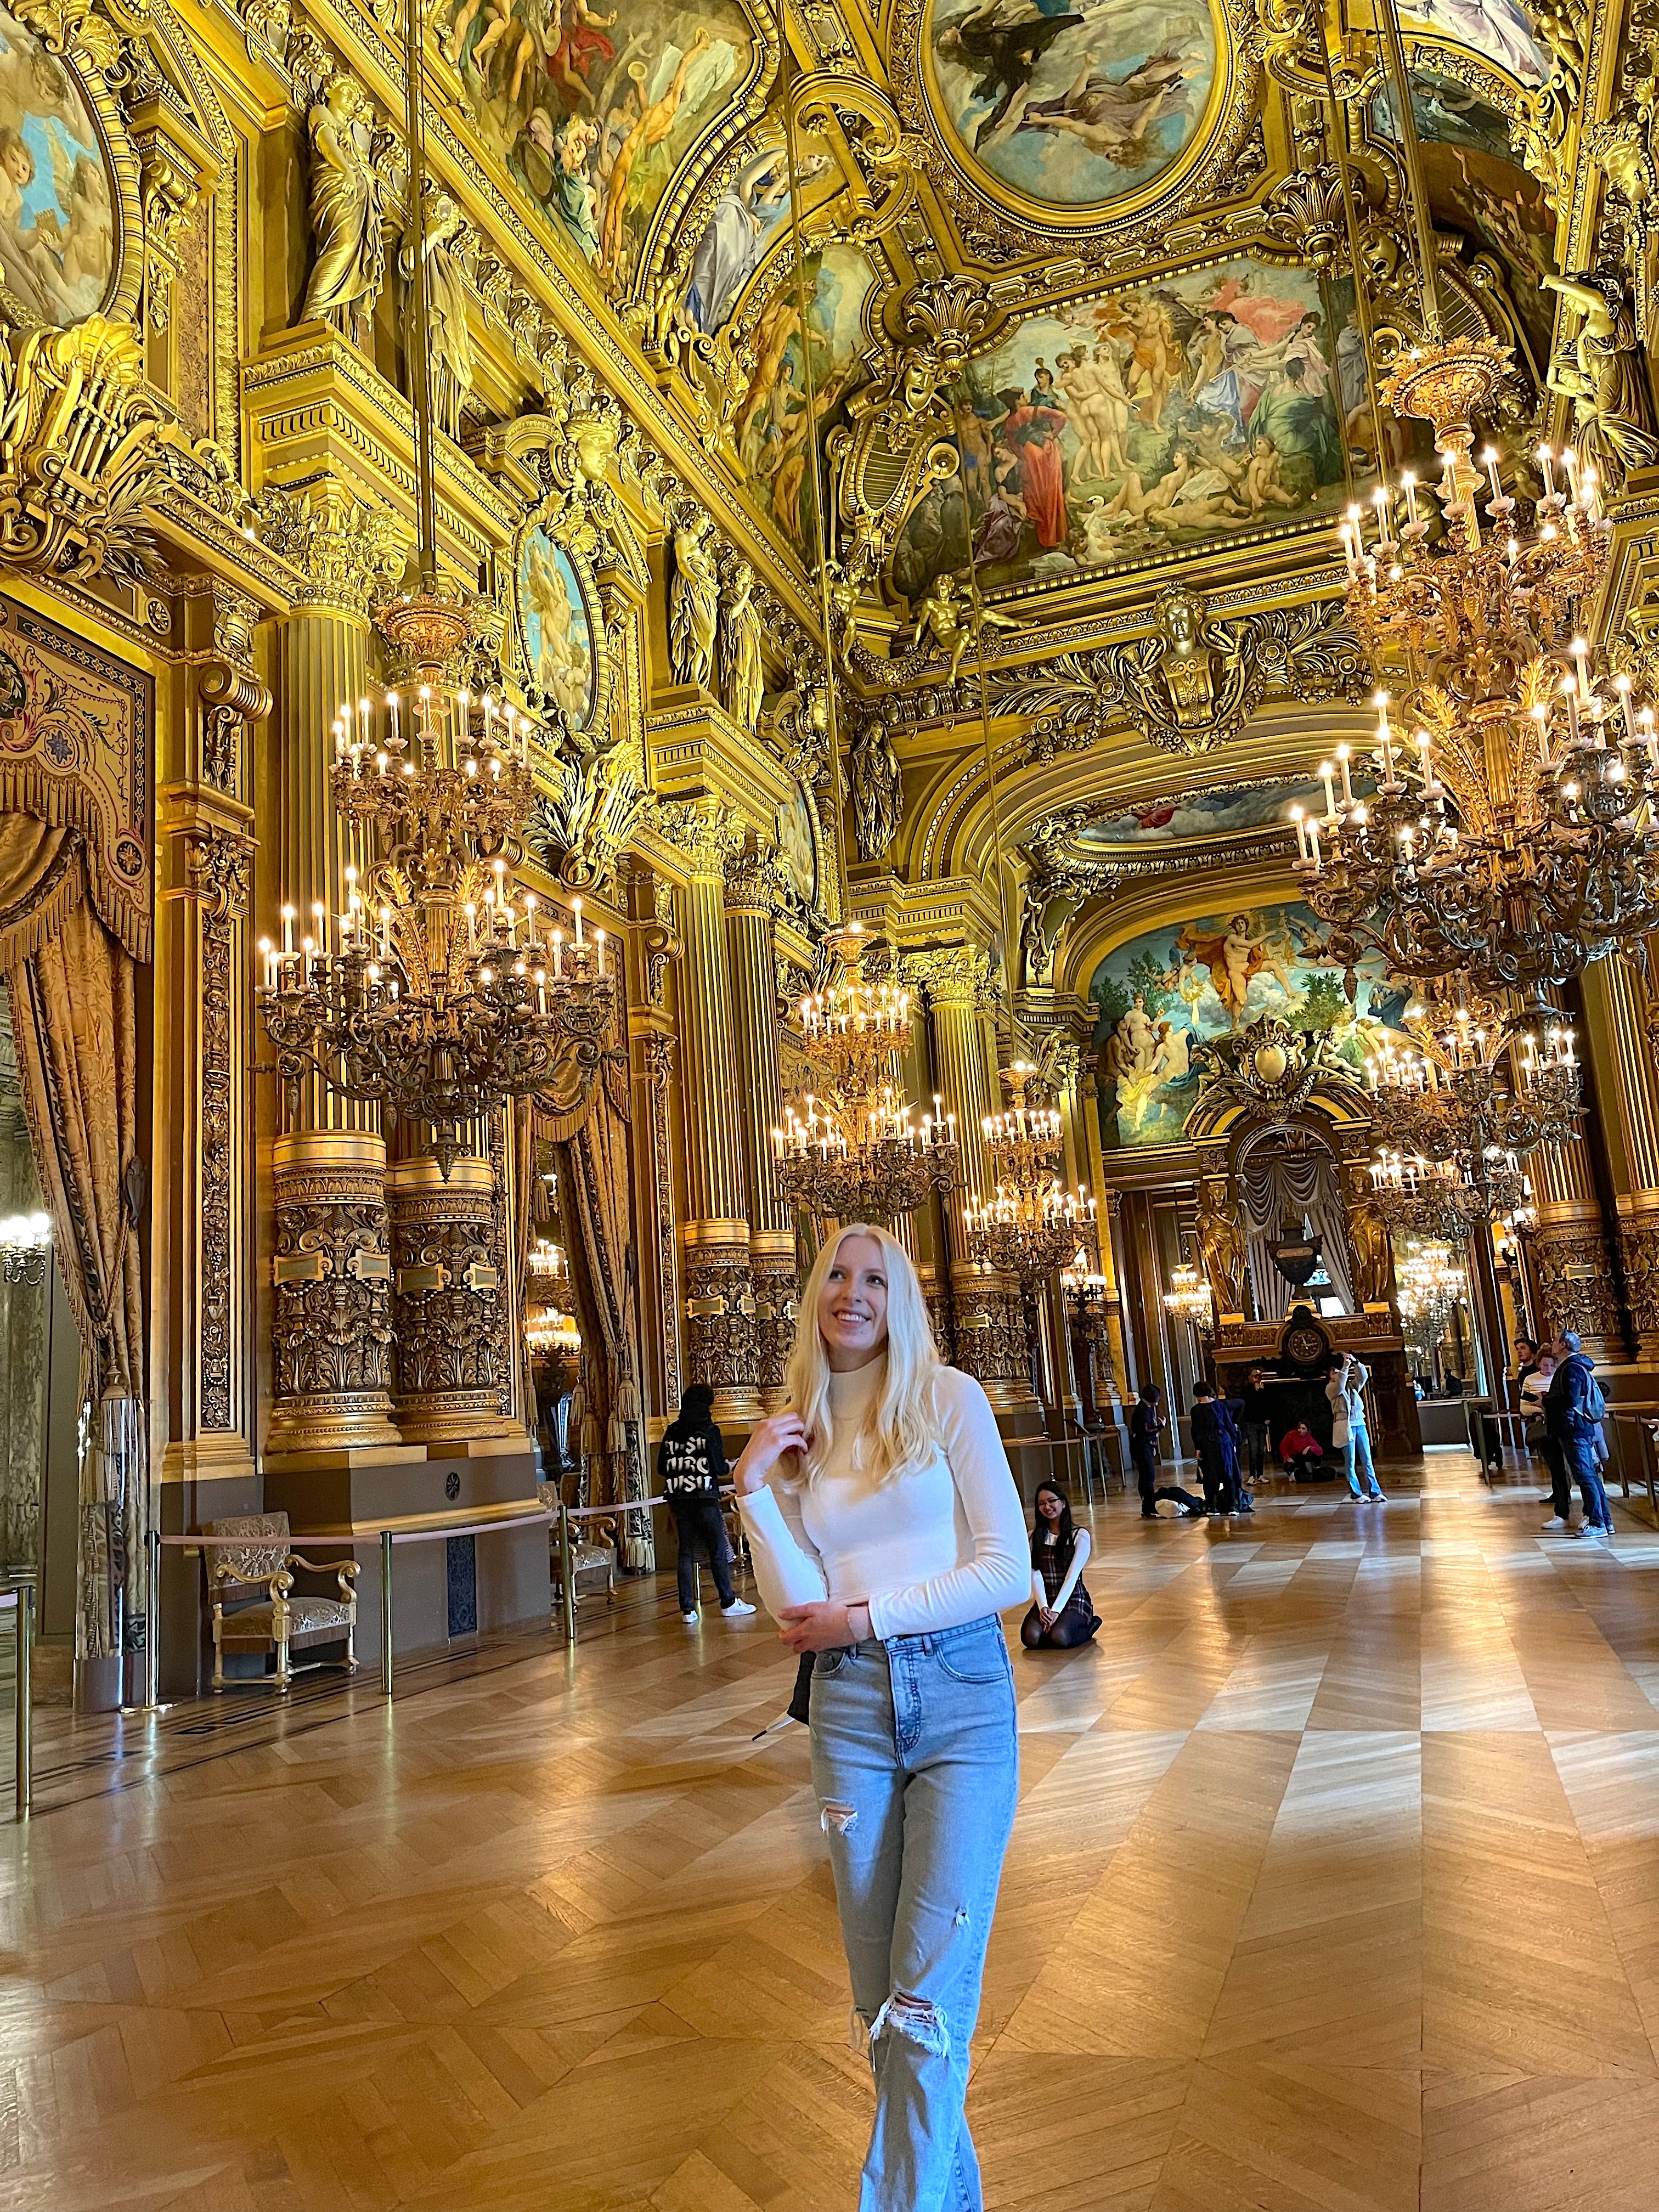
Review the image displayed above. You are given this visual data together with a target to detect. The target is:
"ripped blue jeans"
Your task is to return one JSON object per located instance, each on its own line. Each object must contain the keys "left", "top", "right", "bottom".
{"left": 810, "top": 1615, "right": 1020, "bottom": 2212}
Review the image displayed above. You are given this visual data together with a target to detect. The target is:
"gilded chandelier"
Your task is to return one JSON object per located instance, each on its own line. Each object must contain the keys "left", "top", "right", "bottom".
{"left": 1163, "top": 1260, "right": 1215, "bottom": 1333}
{"left": 772, "top": 926, "right": 960, "bottom": 1224}
{"left": 1364, "top": 988, "right": 1582, "bottom": 1165}
{"left": 259, "top": 596, "right": 614, "bottom": 1177}
{"left": 1368, "top": 1148, "right": 1530, "bottom": 1242}
{"left": 962, "top": 1062, "right": 1097, "bottom": 1282}
{"left": 1296, "top": 336, "right": 1659, "bottom": 995}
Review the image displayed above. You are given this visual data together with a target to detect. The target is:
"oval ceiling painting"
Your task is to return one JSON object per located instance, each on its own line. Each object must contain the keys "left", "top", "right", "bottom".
{"left": 924, "top": 0, "right": 1219, "bottom": 213}
{"left": 518, "top": 528, "right": 596, "bottom": 731}
{"left": 0, "top": 1, "right": 114, "bottom": 326}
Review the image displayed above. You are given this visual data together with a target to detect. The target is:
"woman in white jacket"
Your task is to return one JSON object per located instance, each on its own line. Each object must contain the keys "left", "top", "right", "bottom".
{"left": 733, "top": 1222, "right": 1029, "bottom": 2212}
{"left": 1327, "top": 1351, "right": 1385, "bottom": 1502}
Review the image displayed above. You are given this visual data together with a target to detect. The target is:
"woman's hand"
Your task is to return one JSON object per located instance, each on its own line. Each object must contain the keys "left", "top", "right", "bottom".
{"left": 777, "top": 1600, "right": 854, "bottom": 1654}
{"left": 1038, "top": 1605, "right": 1056, "bottom": 1632}
{"left": 731, "top": 1413, "right": 810, "bottom": 1497}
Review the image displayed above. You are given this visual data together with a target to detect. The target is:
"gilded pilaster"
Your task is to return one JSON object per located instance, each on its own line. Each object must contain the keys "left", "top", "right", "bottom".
{"left": 1578, "top": 956, "right": 1659, "bottom": 1362}
{"left": 159, "top": 582, "right": 267, "bottom": 1489}
{"left": 724, "top": 844, "right": 797, "bottom": 1404}
{"left": 661, "top": 802, "right": 759, "bottom": 1418}
{"left": 905, "top": 946, "right": 1032, "bottom": 1411}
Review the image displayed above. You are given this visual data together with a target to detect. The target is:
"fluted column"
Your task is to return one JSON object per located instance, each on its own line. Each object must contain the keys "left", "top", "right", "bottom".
{"left": 1578, "top": 955, "right": 1659, "bottom": 1361}
{"left": 906, "top": 947, "right": 1031, "bottom": 1410}
{"left": 664, "top": 804, "right": 759, "bottom": 1420}
{"left": 725, "top": 845, "right": 796, "bottom": 1407}
{"left": 270, "top": 482, "right": 401, "bottom": 1139}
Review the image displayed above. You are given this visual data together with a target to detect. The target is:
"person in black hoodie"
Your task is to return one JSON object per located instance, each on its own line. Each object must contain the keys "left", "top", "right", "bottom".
{"left": 657, "top": 1384, "right": 757, "bottom": 1621}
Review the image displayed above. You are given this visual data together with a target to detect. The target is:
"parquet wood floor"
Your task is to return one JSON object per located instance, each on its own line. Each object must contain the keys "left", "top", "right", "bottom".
{"left": 5, "top": 1451, "right": 1659, "bottom": 2210}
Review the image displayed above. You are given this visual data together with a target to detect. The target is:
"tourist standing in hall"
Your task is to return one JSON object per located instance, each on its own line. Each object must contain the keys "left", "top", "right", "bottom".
{"left": 1241, "top": 1367, "right": 1273, "bottom": 1490}
{"left": 1021, "top": 1481, "right": 1102, "bottom": 1649}
{"left": 1190, "top": 1380, "right": 1246, "bottom": 1515}
{"left": 1546, "top": 1329, "right": 1614, "bottom": 1541}
{"left": 657, "top": 1383, "right": 757, "bottom": 1623}
{"left": 1327, "top": 1351, "right": 1385, "bottom": 1502}
{"left": 732, "top": 1223, "right": 1029, "bottom": 2212}
{"left": 1128, "top": 1380, "right": 1206, "bottom": 1517}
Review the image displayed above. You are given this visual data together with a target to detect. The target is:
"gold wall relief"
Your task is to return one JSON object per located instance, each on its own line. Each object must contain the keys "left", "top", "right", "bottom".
{"left": 988, "top": 588, "right": 1368, "bottom": 756}
{"left": 183, "top": 824, "right": 249, "bottom": 1436}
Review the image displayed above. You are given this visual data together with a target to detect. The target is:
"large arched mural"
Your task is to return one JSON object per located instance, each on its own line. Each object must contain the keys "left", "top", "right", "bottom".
{"left": 1088, "top": 899, "right": 1411, "bottom": 1149}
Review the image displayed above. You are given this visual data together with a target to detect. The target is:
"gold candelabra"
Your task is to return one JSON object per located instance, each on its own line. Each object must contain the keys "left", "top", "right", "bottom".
{"left": 963, "top": 1059, "right": 1095, "bottom": 1283}
{"left": 1163, "top": 1259, "right": 1215, "bottom": 1334}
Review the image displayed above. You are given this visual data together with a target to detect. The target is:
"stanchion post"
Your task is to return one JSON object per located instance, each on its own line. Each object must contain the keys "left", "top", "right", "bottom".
{"left": 15, "top": 1585, "right": 31, "bottom": 1821}
{"left": 558, "top": 1500, "right": 575, "bottom": 1646}
{"left": 145, "top": 1526, "right": 160, "bottom": 1711}
{"left": 380, "top": 1529, "right": 394, "bottom": 1700}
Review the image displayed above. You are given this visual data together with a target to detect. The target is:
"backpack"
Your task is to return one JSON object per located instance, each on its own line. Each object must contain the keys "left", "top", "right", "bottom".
{"left": 1582, "top": 1370, "right": 1607, "bottom": 1424}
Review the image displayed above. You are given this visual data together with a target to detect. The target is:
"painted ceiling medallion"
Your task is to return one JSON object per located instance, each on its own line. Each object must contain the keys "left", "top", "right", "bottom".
{"left": 919, "top": 0, "right": 1224, "bottom": 222}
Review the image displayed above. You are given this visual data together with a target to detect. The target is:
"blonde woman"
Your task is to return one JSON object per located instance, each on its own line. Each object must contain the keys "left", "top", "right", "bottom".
{"left": 733, "top": 1223, "right": 1029, "bottom": 2212}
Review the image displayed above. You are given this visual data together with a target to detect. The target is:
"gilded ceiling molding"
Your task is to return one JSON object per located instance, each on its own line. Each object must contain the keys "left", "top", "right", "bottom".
{"left": 990, "top": 587, "right": 1369, "bottom": 756}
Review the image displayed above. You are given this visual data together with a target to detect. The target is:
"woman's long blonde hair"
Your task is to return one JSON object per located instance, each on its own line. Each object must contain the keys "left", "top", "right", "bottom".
{"left": 783, "top": 1223, "right": 942, "bottom": 1488}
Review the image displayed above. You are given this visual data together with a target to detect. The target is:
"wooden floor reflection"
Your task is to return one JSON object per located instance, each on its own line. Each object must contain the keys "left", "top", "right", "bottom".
{"left": 6, "top": 1452, "right": 1659, "bottom": 2210}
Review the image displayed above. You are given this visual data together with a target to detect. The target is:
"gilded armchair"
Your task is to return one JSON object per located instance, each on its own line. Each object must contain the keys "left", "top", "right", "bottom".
{"left": 538, "top": 1481, "right": 617, "bottom": 1610}
{"left": 205, "top": 1513, "right": 358, "bottom": 1690}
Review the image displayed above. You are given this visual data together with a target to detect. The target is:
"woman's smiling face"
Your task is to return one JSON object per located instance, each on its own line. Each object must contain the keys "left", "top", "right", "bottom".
{"left": 817, "top": 1233, "right": 889, "bottom": 1364}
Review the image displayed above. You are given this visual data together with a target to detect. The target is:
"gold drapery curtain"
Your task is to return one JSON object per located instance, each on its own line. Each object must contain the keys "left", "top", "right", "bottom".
{"left": 0, "top": 810, "right": 145, "bottom": 1667}
{"left": 534, "top": 1050, "right": 651, "bottom": 1567}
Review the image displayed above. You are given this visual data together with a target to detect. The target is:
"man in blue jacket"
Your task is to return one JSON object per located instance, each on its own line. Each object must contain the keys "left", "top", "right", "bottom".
{"left": 1545, "top": 1329, "right": 1613, "bottom": 1540}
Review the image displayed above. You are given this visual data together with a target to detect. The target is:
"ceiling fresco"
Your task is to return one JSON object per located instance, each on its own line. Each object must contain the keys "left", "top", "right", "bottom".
{"left": 1367, "top": 65, "right": 1557, "bottom": 368}
{"left": 1394, "top": 0, "right": 1548, "bottom": 88}
{"left": 892, "top": 256, "right": 1353, "bottom": 600}
{"left": 441, "top": 0, "right": 762, "bottom": 291}
{"left": 731, "top": 238, "right": 881, "bottom": 555}
{"left": 922, "top": 0, "right": 1219, "bottom": 211}
{"left": 1077, "top": 777, "right": 1333, "bottom": 848}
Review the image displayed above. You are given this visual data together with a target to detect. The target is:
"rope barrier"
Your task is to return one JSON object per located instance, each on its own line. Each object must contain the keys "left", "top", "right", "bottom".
{"left": 143, "top": 1489, "right": 748, "bottom": 1704}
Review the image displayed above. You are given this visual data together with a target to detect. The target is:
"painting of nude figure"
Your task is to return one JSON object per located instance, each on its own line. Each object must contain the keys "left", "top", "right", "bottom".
{"left": 893, "top": 255, "right": 1352, "bottom": 600}
{"left": 439, "top": 0, "right": 758, "bottom": 295}
{"left": 1088, "top": 900, "right": 1410, "bottom": 1149}
{"left": 925, "top": 0, "right": 1217, "bottom": 209}
{"left": 0, "top": 3, "right": 114, "bottom": 328}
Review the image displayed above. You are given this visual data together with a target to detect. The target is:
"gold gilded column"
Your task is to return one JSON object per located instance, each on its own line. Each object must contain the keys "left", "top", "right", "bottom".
{"left": 267, "top": 1131, "right": 400, "bottom": 1457}
{"left": 663, "top": 804, "right": 760, "bottom": 1419}
{"left": 906, "top": 947, "right": 1032, "bottom": 1411}
{"left": 262, "top": 486, "right": 410, "bottom": 1459}
{"left": 387, "top": 1156, "right": 520, "bottom": 1446}
{"left": 724, "top": 844, "right": 797, "bottom": 1407}
{"left": 1530, "top": 1088, "right": 1624, "bottom": 1366}
{"left": 1578, "top": 956, "right": 1659, "bottom": 1361}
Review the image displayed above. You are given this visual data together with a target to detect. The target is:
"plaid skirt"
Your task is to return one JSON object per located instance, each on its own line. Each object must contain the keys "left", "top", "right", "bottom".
{"left": 1036, "top": 1546, "right": 1093, "bottom": 1622}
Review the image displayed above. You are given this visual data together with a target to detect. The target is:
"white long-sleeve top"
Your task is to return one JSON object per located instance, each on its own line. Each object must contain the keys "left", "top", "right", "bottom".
{"left": 1031, "top": 1527, "right": 1090, "bottom": 1615}
{"left": 736, "top": 1357, "right": 1030, "bottom": 1641}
